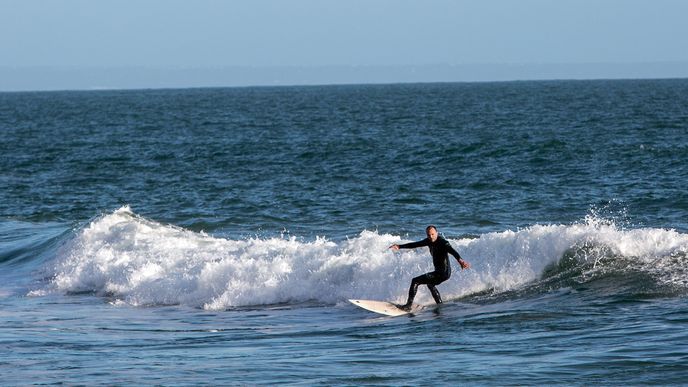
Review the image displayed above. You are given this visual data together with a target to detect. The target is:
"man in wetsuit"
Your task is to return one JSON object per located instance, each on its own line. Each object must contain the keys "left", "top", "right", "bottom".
{"left": 390, "top": 225, "right": 470, "bottom": 310}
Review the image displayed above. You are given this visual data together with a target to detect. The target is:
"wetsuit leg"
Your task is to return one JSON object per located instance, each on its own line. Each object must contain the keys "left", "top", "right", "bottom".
{"left": 428, "top": 284, "right": 442, "bottom": 304}
{"left": 404, "top": 272, "right": 447, "bottom": 307}
{"left": 404, "top": 273, "right": 429, "bottom": 307}
{"left": 425, "top": 271, "right": 446, "bottom": 304}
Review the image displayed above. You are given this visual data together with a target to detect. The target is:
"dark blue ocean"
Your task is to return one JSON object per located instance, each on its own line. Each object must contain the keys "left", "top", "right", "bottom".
{"left": 2, "top": 79, "right": 688, "bottom": 385}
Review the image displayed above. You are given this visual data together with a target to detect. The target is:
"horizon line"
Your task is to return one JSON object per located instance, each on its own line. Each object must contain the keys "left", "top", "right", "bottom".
{"left": 2, "top": 62, "right": 687, "bottom": 93}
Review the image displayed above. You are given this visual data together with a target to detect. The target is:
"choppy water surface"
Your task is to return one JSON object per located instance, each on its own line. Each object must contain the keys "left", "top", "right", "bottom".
{"left": 1, "top": 79, "right": 688, "bottom": 385}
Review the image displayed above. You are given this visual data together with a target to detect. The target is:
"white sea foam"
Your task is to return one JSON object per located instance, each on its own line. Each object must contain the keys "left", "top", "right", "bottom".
{"left": 46, "top": 207, "right": 688, "bottom": 309}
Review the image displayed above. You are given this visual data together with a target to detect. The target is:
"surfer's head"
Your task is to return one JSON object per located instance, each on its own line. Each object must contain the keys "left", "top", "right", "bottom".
{"left": 426, "top": 225, "right": 438, "bottom": 242}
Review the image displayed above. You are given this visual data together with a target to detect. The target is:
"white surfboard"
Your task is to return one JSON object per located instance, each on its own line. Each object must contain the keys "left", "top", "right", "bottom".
{"left": 348, "top": 299, "right": 423, "bottom": 317}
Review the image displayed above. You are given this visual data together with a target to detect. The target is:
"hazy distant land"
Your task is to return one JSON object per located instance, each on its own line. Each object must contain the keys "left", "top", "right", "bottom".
{"left": 2, "top": 62, "right": 687, "bottom": 91}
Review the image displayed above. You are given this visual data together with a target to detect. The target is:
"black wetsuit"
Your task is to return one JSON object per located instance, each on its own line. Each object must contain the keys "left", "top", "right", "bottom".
{"left": 398, "top": 236, "right": 462, "bottom": 305}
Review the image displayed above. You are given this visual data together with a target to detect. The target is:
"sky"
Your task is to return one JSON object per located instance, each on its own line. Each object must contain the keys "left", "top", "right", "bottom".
{"left": 1, "top": 0, "right": 687, "bottom": 90}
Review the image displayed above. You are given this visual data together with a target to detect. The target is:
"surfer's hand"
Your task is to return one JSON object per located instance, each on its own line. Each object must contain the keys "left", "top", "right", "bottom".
{"left": 459, "top": 259, "right": 470, "bottom": 270}
{"left": 389, "top": 244, "right": 400, "bottom": 251}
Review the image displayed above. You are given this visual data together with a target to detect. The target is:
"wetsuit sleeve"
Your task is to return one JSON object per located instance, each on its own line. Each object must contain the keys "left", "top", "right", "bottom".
{"left": 397, "top": 238, "right": 430, "bottom": 249}
{"left": 444, "top": 239, "right": 463, "bottom": 260}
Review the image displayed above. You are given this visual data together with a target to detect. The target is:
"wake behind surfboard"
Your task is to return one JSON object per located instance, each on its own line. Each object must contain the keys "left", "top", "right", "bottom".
{"left": 348, "top": 299, "right": 424, "bottom": 316}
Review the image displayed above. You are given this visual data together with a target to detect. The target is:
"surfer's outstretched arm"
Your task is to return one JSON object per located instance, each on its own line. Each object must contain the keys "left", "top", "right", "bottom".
{"left": 390, "top": 239, "right": 430, "bottom": 251}
{"left": 445, "top": 241, "right": 471, "bottom": 270}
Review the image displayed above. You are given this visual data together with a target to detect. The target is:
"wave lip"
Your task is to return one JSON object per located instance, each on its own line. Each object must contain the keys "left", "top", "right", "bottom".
{"left": 43, "top": 207, "right": 688, "bottom": 309}
{"left": 48, "top": 206, "right": 408, "bottom": 309}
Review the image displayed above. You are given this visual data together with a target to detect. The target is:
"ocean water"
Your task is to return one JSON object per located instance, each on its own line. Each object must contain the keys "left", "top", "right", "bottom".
{"left": 1, "top": 79, "right": 688, "bottom": 385}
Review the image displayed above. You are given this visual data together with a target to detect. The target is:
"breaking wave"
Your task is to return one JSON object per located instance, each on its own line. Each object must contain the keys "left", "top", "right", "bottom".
{"left": 35, "top": 207, "right": 688, "bottom": 309}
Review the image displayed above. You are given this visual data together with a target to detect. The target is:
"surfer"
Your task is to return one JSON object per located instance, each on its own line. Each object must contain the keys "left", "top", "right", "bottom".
{"left": 390, "top": 225, "right": 470, "bottom": 310}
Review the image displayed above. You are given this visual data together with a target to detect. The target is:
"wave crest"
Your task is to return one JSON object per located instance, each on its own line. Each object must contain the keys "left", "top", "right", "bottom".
{"left": 44, "top": 207, "right": 688, "bottom": 309}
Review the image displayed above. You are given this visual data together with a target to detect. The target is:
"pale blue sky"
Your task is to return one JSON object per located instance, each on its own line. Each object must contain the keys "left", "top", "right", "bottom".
{"left": 1, "top": 0, "right": 687, "bottom": 89}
